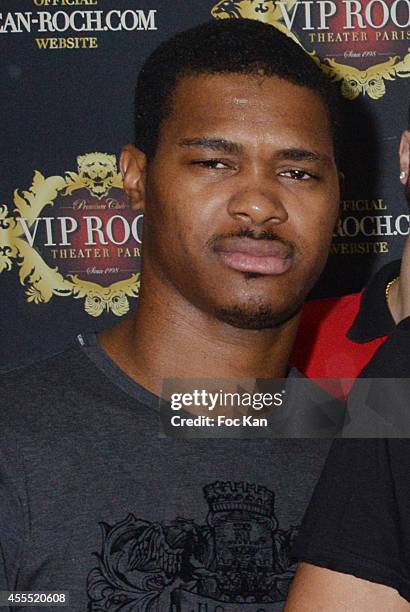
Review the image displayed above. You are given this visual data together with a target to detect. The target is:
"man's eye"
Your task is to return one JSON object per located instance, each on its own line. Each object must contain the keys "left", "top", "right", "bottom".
{"left": 280, "top": 169, "right": 315, "bottom": 181}
{"left": 192, "top": 160, "right": 230, "bottom": 170}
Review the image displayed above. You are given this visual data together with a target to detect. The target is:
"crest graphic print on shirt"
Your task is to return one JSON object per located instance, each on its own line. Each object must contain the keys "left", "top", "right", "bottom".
{"left": 87, "top": 481, "right": 298, "bottom": 611}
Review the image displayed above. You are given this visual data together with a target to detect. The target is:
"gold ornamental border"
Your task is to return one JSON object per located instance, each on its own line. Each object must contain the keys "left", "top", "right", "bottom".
{"left": 211, "top": 0, "right": 410, "bottom": 100}
{"left": 0, "top": 159, "right": 140, "bottom": 318}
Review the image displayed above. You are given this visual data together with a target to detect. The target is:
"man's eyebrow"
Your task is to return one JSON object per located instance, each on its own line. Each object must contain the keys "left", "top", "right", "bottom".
{"left": 178, "top": 138, "right": 242, "bottom": 155}
{"left": 276, "top": 148, "right": 331, "bottom": 163}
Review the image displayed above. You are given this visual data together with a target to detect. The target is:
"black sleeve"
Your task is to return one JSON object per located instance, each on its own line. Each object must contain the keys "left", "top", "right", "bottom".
{"left": 359, "top": 317, "right": 410, "bottom": 377}
{"left": 340, "top": 317, "right": 410, "bottom": 437}
{"left": 293, "top": 439, "right": 410, "bottom": 602}
{"left": 0, "top": 432, "right": 26, "bottom": 596}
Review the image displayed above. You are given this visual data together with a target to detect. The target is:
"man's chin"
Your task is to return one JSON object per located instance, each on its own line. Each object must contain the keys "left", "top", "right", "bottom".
{"left": 214, "top": 304, "right": 301, "bottom": 330}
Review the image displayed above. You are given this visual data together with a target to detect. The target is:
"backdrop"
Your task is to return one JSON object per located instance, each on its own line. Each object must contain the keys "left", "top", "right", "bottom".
{"left": 1, "top": 0, "right": 410, "bottom": 369}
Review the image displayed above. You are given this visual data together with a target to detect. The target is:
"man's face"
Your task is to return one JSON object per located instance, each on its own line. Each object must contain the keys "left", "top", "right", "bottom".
{"left": 139, "top": 73, "right": 340, "bottom": 329}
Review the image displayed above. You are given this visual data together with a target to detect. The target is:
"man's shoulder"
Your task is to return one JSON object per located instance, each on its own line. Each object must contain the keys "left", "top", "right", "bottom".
{"left": 2, "top": 340, "right": 85, "bottom": 385}
{"left": 0, "top": 340, "right": 105, "bottom": 426}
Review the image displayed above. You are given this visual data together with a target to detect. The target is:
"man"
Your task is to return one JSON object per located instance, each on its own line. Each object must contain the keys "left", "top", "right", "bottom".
{"left": 284, "top": 126, "right": 410, "bottom": 610}
{"left": 291, "top": 120, "right": 410, "bottom": 384}
{"left": 0, "top": 19, "right": 342, "bottom": 610}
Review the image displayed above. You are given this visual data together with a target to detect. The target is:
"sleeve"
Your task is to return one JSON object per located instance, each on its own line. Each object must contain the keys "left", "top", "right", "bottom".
{"left": 339, "top": 317, "right": 410, "bottom": 437}
{"left": 359, "top": 317, "right": 410, "bottom": 377}
{"left": 292, "top": 439, "right": 410, "bottom": 603}
{"left": 0, "top": 431, "right": 27, "bottom": 598}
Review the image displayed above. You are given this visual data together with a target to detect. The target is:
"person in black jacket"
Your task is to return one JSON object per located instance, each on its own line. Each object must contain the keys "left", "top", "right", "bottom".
{"left": 285, "top": 120, "right": 410, "bottom": 610}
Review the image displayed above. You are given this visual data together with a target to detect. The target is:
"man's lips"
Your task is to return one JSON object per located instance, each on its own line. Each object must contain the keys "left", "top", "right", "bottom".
{"left": 213, "top": 237, "right": 295, "bottom": 275}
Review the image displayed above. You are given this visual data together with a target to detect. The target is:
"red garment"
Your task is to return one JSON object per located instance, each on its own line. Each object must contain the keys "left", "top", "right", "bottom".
{"left": 292, "top": 293, "right": 386, "bottom": 384}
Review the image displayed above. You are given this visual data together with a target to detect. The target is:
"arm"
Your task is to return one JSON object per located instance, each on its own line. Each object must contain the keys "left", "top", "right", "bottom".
{"left": 285, "top": 563, "right": 410, "bottom": 611}
{"left": 287, "top": 440, "right": 410, "bottom": 610}
{"left": 0, "top": 431, "right": 26, "bottom": 594}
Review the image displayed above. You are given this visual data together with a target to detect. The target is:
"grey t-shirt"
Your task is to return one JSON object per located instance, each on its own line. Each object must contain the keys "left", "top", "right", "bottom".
{"left": 0, "top": 334, "right": 331, "bottom": 611}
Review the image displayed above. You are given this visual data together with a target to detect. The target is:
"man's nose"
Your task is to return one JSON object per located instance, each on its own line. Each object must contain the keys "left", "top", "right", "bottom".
{"left": 227, "top": 182, "right": 289, "bottom": 227}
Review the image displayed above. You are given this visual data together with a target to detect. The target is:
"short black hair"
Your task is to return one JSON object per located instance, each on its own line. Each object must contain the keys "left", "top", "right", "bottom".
{"left": 135, "top": 19, "right": 341, "bottom": 162}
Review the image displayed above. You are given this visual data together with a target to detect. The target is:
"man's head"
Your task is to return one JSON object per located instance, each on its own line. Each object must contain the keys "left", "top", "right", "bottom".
{"left": 122, "top": 19, "right": 342, "bottom": 330}
{"left": 399, "top": 104, "right": 410, "bottom": 204}
{"left": 133, "top": 19, "right": 340, "bottom": 161}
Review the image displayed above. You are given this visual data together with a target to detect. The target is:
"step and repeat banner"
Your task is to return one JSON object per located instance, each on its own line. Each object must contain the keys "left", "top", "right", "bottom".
{"left": 1, "top": 0, "right": 410, "bottom": 368}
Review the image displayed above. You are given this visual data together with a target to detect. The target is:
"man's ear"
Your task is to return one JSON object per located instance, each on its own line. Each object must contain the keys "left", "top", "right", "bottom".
{"left": 120, "top": 144, "right": 147, "bottom": 210}
{"left": 399, "top": 130, "right": 410, "bottom": 185}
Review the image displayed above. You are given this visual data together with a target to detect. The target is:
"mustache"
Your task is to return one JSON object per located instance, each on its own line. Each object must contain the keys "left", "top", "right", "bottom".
{"left": 206, "top": 228, "right": 297, "bottom": 255}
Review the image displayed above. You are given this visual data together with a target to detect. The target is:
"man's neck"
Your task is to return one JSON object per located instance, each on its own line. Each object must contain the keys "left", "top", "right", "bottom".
{"left": 98, "top": 281, "right": 300, "bottom": 396}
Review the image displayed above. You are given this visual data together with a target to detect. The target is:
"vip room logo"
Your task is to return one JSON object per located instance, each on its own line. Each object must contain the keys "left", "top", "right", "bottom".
{"left": 211, "top": 0, "right": 410, "bottom": 100}
{"left": 0, "top": 153, "right": 141, "bottom": 317}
